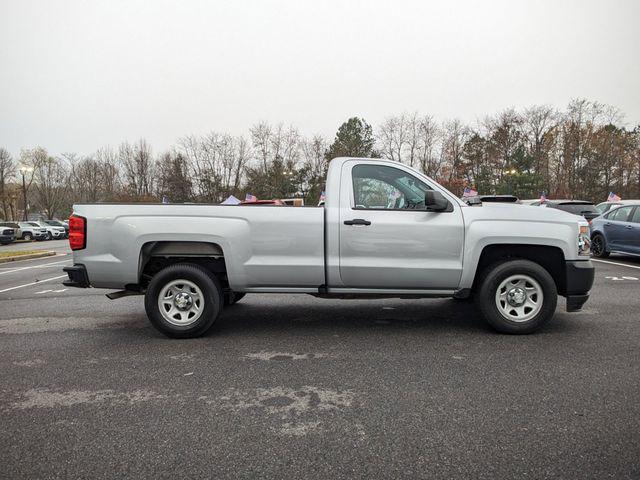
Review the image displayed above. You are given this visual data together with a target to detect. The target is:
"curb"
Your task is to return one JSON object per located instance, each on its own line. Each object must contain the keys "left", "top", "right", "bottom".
{"left": 0, "top": 251, "right": 57, "bottom": 264}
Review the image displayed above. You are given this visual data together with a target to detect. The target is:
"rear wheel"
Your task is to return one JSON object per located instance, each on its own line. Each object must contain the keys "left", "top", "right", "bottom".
{"left": 475, "top": 259, "right": 557, "bottom": 334}
{"left": 144, "top": 263, "right": 222, "bottom": 338}
{"left": 591, "top": 233, "right": 609, "bottom": 258}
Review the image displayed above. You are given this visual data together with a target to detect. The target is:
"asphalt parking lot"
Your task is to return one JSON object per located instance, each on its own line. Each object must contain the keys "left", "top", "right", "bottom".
{"left": 1, "top": 241, "right": 639, "bottom": 479}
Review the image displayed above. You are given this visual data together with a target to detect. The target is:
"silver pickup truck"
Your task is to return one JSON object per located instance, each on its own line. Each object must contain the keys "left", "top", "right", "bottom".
{"left": 64, "top": 157, "right": 594, "bottom": 338}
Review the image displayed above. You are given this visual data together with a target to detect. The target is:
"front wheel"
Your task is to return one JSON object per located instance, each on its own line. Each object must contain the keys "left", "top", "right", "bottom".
{"left": 144, "top": 263, "right": 223, "bottom": 338}
{"left": 23, "top": 233, "right": 33, "bottom": 241}
{"left": 476, "top": 260, "right": 557, "bottom": 334}
{"left": 591, "top": 233, "right": 609, "bottom": 258}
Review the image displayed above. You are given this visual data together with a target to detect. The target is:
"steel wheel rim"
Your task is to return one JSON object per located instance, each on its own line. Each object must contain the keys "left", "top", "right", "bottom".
{"left": 157, "top": 279, "right": 204, "bottom": 326}
{"left": 495, "top": 274, "right": 544, "bottom": 323}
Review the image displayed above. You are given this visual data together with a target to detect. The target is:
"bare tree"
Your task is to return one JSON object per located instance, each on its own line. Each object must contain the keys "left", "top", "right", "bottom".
{"left": 0, "top": 148, "right": 15, "bottom": 220}
{"left": 414, "top": 115, "right": 441, "bottom": 177}
{"left": 33, "top": 154, "right": 68, "bottom": 219}
{"left": 120, "top": 140, "right": 154, "bottom": 199}
{"left": 377, "top": 114, "right": 408, "bottom": 163}
{"left": 440, "top": 119, "right": 470, "bottom": 191}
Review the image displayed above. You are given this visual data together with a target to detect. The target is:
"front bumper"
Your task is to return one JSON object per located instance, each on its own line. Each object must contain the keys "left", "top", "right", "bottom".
{"left": 63, "top": 264, "right": 90, "bottom": 288}
{"left": 564, "top": 260, "right": 595, "bottom": 312}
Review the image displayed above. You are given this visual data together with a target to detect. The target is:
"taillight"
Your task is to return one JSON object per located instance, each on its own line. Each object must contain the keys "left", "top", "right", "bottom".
{"left": 69, "top": 215, "right": 86, "bottom": 250}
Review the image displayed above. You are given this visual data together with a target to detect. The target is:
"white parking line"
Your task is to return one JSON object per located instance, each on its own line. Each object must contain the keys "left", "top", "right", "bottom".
{"left": 0, "top": 259, "right": 71, "bottom": 275}
{"left": 34, "top": 288, "right": 68, "bottom": 294}
{"left": 0, "top": 275, "right": 67, "bottom": 293}
{"left": 592, "top": 259, "right": 640, "bottom": 270}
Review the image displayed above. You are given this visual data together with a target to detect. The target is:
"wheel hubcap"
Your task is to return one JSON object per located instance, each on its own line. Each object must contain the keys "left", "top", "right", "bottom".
{"left": 174, "top": 292, "right": 193, "bottom": 310}
{"left": 158, "top": 279, "right": 204, "bottom": 326}
{"left": 495, "top": 274, "right": 543, "bottom": 322}
{"left": 507, "top": 287, "right": 527, "bottom": 306}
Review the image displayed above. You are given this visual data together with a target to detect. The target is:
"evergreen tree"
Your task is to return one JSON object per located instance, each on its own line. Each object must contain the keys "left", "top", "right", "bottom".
{"left": 325, "top": 117, "right": 377, "bottom": 161}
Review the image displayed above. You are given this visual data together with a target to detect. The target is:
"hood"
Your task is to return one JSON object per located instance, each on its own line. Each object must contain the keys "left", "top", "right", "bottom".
{"left": 462, "top": 202, "right": 586, "bottom": 225}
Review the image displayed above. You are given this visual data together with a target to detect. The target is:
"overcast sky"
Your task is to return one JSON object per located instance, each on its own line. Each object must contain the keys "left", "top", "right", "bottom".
{"left": 1, "top": 0, "right": 638, "bottom": 157}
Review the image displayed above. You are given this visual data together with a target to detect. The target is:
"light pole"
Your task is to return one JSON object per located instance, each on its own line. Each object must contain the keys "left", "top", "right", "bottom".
{"left": 19, "top": 166, "right": 34, "bottom": 221}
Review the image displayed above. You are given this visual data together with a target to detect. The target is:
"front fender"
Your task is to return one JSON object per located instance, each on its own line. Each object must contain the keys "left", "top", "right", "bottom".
{"left": 459, "top": 219, "right": 575, "bottom": 289}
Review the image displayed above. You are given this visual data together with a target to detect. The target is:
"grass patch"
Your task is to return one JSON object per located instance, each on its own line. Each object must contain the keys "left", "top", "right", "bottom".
{"left": 0, "top": 250, "right": 46, "bottom": 259}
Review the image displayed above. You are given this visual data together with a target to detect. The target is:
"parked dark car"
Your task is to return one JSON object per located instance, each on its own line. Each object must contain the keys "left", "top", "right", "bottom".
{"left": 531, "top": 199, "right": 600, "bottom": 222}
{"left": 590, "top": 203, "right": 640, "bottom": 258}
{"left": 1, "top": 226, "right": 16, "bottom": 245}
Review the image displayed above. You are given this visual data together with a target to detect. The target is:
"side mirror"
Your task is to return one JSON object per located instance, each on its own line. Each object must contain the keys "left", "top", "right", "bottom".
{"left": 425, "top": 190, "right": 450, "bottom": 212}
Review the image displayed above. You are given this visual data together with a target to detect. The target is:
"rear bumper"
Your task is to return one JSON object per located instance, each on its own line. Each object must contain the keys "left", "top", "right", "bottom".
{"left": 63, "top": 264, "right": 90, "bottom": 288}
{"left": 564, "top": 260, "right": 595, "bottom": 312}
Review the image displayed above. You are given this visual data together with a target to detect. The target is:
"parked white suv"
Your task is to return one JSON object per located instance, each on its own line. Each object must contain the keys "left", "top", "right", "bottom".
{"left": 30, "top": 221, "right": 66, "bottom": 240}
{"left": 17, "top": 222, "right": 48, "bottom": 241}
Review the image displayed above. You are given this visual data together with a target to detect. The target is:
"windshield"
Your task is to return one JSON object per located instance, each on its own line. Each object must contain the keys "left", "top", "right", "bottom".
{"left": 46, "top": 220, "right": 63, "bottom": 226}
{"left": 28, "top": 222, "right": 41, "bottom": 227}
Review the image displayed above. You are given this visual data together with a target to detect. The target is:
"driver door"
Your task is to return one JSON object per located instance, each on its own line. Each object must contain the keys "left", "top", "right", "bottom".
{"left": 338, "top": 161, "right": 464, "bottom": 289}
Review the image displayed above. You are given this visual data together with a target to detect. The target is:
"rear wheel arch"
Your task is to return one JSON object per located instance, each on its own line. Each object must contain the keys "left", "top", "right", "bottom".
{"left": 138, "top": 241, "right": 228, "bottom": 290}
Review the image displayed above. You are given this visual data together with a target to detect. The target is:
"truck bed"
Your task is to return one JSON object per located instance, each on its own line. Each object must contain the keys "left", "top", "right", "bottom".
{"left": 72, "top": 204, "right": 325, "bottom": 290}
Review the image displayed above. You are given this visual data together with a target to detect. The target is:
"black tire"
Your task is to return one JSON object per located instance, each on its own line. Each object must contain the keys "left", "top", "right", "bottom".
{"left": 46, "top": 232, "right": 52, "bottom": 240}
{"left": 23, "top": 233, "right": 33, "bottom": 241}
{"left": 144, "top": 263, "right": 223, "bottom": 338}
{"left": 591, "top": 233, "right": 609, "bottom": 258}
{"left": 475, "top": 259, "right": 558, "bottom": 334}
{"left": 224, "top": 291, "right": 246, "bottom": 306}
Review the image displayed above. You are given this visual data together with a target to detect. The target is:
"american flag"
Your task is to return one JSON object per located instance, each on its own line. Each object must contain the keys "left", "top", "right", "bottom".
{"left": 607, "top": 192, "right": 621, "bottom": 202}
{"left": 463, "top": 186, "right": 478, "bottom": 197}
{"left": 245, "top": 193, "right": 257, "bottom": 202}
{"left": 539, "top": 191, "right": 547, "bottom": 203}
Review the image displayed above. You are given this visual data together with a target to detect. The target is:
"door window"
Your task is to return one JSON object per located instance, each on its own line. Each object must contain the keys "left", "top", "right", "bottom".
{"left": 608, "top": 206, "right": 633, "bottom": 222}
{"left": 352, "top": 164, "right": 433, "bottom": 210}
{"left": 630, "top": 207, "right": 640, "bottom": 224}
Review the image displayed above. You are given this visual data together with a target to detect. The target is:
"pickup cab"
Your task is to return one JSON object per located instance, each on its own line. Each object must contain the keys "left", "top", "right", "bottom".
{"left": 64, "top": 157, "right": 595, "bottom": 338}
